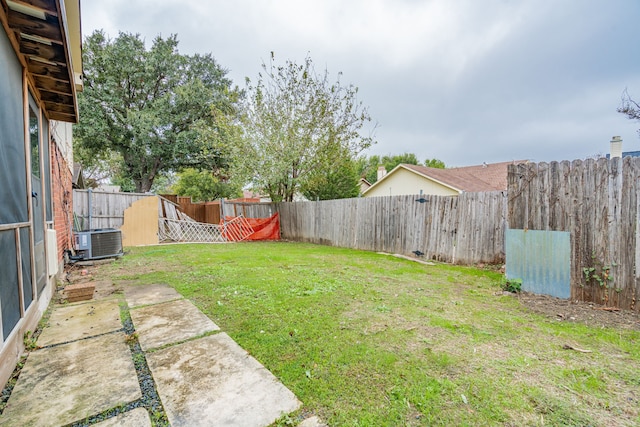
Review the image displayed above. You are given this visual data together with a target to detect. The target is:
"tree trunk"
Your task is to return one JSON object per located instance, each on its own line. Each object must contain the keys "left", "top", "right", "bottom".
{"left": 135, "top": 177, "right": 153, "bottom": 193}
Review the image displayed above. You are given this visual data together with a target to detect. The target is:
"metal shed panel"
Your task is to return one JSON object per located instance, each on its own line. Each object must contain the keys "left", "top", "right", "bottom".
{"left": 505, "top": 229, "right": 571, "bottom": 299}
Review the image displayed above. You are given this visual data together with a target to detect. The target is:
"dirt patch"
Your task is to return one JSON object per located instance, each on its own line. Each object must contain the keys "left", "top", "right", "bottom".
{"left": 54, "top": 263, "right": 124, "bottom": 304}
{"left": 512, "top": 291, "right": 640, "bottom": 330}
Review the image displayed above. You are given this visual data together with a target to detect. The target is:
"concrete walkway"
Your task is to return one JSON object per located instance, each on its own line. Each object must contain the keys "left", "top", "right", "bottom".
{"left": 0, "top": 283, "right": 308, "bottom": 427}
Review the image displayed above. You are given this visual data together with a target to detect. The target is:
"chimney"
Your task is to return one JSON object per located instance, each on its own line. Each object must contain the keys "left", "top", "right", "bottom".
{"left": 610, "top": 136, "right": 623, "bottom": 159}
{"left": 377, "top": 165, "right": 387, "bottom": 181}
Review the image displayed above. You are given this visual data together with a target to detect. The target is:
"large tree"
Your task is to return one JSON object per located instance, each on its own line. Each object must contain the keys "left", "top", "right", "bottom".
{"left": 172, "top": 168, "right": 240, "bottom": 202}
{"left": 301, "top": 149, "right": 360, "bottom": 200}
{"left": 235, "top": 53, "right": 375, "bottom": 202}
{"left": 75, "top": 31, "right": 239, "bottom": 192}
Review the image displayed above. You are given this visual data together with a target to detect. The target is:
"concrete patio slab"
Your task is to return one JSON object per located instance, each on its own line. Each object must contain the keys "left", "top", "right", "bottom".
{"left": 129, "top": 299, "right": 220, "bottom": 351}
{"left": 0, "top": 332, "right": 141, "bottom": 427}
{"left": 146, "top": 333, "right": 301, "bottom": 427}
{"left": 37, "top": 299, "right": 122, "bottom": 347}
{"left": 124, "top": 283, "right": 182, "bottom": 308}
{"left": 93, "top": 408, "right": 151, "bottom": 427}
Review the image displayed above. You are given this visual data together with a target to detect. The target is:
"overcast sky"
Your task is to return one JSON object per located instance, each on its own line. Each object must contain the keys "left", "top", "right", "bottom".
{"left": 81, "top": 0, "right": 640, "bottom": 167}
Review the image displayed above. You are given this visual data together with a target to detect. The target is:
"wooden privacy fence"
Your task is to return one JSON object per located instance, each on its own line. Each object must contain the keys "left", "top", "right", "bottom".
{"left": 73, "top": 189, "right": 149, "bottom": 230}
{"left": 160, "top": 194, "right": 221, "bottom": 224}
{"left": 508, "top": 157, "right": 639, "bottom": 310}
{"left": 221, "top": 200, "right": 276, "bottom": 219}
{"left": 226, "top": 192, "right": 507, "bottom": 265}
{"left": 74, "top": 191, "right": 223, "bottom": 231}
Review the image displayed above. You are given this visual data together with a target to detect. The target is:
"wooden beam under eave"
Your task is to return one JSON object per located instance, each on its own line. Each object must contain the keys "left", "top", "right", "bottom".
{"left": 9, "top": 0, "right": 58, "bottom": 16}
{"left": 48, "top": 110, "right": 75, "bottom": 121}
{"left": 33, "top": 75, "right": 71, "bottom": 95}
{"left": 43, "top": 99, "right": 73, "bottom": 111}
{"left": 20, "top": 37, "right": 65, "bottom": 63}
{"left": 26, "top": 57, "right": 69, "bottom": 81}
{"left": 7, "top": 8, "right": 62, "bottom": 44}
{"left": 43, "top": 99, "right": 74, "bottom": 114}
{"left": 39, "top": 89, "right": 72, "bottom": 105}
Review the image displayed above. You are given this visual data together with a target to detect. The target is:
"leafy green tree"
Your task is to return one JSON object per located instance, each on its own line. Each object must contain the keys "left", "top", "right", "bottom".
{"left": 381, "top": 153, "right": 420, "bottom": 175}
{"left": 355, "top": 155, "right": 381, "bottom": 184}
{"left": 356, "top": 153, "right": 426, "bottom": 184}
{"left": 235, "top": 53, "right": 375, "bottom": 202}
{"left": 301, "top": 152, "right": 360, "bottom": 200}
{"left": 75, "top": 31, "right": 240, "bottom": 193}
{"left": 73, "top": 144, "right": 122, "bottom": 188}
{"left": 424, "top": 158, "right": 446, "bottom": 169}
{"left": 172, "top": 168, "right": 240, "bottom": 202}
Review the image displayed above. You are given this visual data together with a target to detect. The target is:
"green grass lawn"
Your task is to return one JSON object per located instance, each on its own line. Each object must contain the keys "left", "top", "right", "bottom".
{"left": 102, "top": 242, "right": 640, "bottom": 426}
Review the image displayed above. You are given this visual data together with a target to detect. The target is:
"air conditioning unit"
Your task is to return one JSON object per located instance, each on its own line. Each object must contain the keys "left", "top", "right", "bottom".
{"left": 74, "top": 229, "right": 124, "bottom": 260}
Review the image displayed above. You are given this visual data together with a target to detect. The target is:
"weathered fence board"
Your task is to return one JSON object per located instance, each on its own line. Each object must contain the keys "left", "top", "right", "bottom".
{"left": 507, "top": 157, "right": 640, "bottom": 311}
{"left": 160, "top": 195, "right": 221, "bottom": 224}
{"left": 73, "top": 190, "right": 149, "bottom": 230}
{"left": 232, "top": 192, "right": 506, "bottom": 265}
{"left": 221, "top": 201, "right": 276, "bottom": 219}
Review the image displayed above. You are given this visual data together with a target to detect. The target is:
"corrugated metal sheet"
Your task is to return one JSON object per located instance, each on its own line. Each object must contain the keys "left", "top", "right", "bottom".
{"left": 505, "top": 229, "right": 571, "bottom": 299}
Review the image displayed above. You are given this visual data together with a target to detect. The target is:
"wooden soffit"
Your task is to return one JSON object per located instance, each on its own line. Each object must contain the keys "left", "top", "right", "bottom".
{"left": 1, "top": 0, "right": 79, "bottom": 122}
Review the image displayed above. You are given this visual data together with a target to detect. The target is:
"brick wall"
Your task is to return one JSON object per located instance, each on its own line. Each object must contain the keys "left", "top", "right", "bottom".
{"left": 50, "top": 138, "right": 73, "bottom": 262}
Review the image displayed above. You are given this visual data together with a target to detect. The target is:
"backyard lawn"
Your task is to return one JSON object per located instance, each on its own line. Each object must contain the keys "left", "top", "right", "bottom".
{"left": 100, "top": 242, "right": 640, "bottom": 426}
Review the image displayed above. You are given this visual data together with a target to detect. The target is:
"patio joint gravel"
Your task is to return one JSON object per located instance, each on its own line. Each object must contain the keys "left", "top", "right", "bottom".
{"left": 36, "top": 328, "right": 125, "bottom": 351}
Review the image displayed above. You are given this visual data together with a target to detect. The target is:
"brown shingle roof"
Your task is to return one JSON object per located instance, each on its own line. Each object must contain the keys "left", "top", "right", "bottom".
{"left": 402, "top": 160, "right": 527, "bottom": 192}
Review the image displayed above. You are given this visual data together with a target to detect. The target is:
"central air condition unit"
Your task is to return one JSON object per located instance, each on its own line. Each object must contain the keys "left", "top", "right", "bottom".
{"left": 74, "top": 229, "right": 124, "bottom": 260}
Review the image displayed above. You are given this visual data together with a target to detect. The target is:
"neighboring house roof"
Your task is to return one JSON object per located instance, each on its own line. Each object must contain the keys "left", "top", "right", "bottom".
{"left": 364, "top": 160, "right": 527, "bottom": 195}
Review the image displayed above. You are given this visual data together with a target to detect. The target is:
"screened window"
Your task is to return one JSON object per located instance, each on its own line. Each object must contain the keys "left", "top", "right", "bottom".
{"left": 29, "top": 103, "right": 40, "bottom": 178}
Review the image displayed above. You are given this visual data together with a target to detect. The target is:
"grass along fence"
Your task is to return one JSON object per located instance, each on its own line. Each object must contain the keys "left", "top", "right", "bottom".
{"left": 101, "top": 243, "right": 640, "bottom": 426}
{"left": 224, "top": 192, "right": 507, "bottom": 265}
{"left": 508, "top": 157, "right": 640, "bottom": 310}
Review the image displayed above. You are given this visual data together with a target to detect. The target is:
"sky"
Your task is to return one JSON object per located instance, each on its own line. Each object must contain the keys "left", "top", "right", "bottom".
{"left": 80, "top": 0, "right": 640, "bottom": 167}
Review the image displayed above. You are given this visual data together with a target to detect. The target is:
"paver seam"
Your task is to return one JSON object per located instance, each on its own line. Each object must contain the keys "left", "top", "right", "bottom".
{"left": 143, "top": 329, "right": 224, "bottom": 353}
{"left": 36, "top": 328, "right": 125, "bottom": 351}
{"left": 127, "top": 297, "right": 184, "bottom": 311}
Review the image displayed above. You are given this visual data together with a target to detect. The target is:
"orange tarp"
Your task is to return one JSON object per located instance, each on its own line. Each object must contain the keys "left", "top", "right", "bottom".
{"left": 222, "top": 213, "right": 280, "bottom": 241}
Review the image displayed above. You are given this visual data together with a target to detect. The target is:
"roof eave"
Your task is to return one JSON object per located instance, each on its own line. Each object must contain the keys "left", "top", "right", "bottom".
{"left": 2, "top": 0, "right": 81, "bottom": 123}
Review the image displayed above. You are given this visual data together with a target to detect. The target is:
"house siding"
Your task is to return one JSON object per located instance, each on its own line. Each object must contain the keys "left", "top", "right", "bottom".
{"left": 364, "top": 168, "right": 459, "bottom": 197}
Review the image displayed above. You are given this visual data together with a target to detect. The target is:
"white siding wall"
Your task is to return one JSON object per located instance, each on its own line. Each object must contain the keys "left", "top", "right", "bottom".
{"left": 364, "top": 168, "right": 459, "bottom": 197}
{"left": 51, "top": 121, "right": 73, "bottom": 172}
